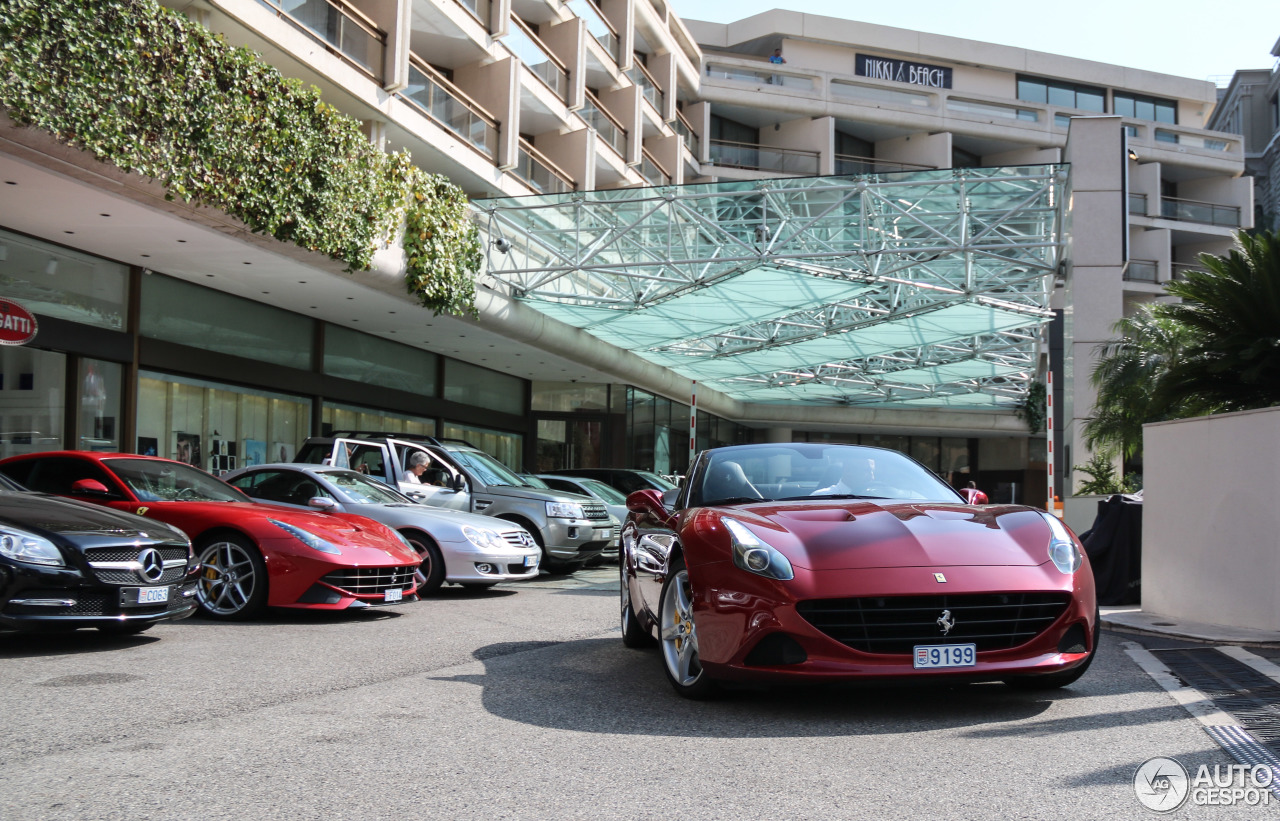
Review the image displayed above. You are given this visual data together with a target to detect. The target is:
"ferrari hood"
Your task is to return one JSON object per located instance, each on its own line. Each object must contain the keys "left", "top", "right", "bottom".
{"left": 729, "top": 502, "right": 1054, "bottom": 570}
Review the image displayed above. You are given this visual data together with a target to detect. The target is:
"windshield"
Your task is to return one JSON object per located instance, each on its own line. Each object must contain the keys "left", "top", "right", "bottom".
{"left": 319, "top": 469, "right": 413, "bottom": 504}
{"left": 445, "top": 447, "right": 525, "bottom": 488}
{"left": 637, "top": 471, "right": 678, "bottom": 491}
{"left": 693, "top": 444, "right": 963, "bottom": 507}
{"left": 579, "top": 478, "right": 626, "bottom": 505}
{"left": 107, "top": 458, "right": 249, "bottom": 503}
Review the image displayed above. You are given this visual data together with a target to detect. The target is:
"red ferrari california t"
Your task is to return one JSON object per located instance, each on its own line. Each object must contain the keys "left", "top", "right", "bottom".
{"left": 620, "top": 443, "right": 1097, "bottom": 699}
{"left": 0, "top": 452, "right": 421, "bottom": 620}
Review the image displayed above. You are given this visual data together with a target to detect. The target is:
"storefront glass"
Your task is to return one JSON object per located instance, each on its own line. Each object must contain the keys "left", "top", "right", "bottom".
{"left": 322, "top": 402, "right": 435, "bottom": 437}
{"left": 531, "top": 382, "right": 609, "bottom": 412}
{"left": 442, "top": 421, "right": 523, "bottom": 471}
{"left": 0, "top": 347, "right": 65, "bottom": 457}
{"left": 137, "top": 372, "right": 311, "bottom": 473}
{"left": 0, "top": 228, "right": 128, "bottom": 330}
{"left": 140, "top": 274, "right": 313, "bottom": 370}
{"left": 325, "top": 325, "right": 437, "bottom": 394}
{"left": 443, "top": 359, "right": 524, "bottom": 415}
{"left": 78, "top": 358, "right": 123, "bottom": 451}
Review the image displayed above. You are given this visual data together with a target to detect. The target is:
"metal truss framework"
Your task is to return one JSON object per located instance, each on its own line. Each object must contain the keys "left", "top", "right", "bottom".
{"left": 475, "top": 165, "right": 1066, "bottom": 408}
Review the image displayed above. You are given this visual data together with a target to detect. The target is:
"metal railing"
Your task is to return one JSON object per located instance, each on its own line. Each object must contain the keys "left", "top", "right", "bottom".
{"left": 578, "top": 0, "right": 619, "bottom": 63}
{"left": 626, "top": 61, "right": 664, "bottom": 113}
{"left": 1154, "top": 130, "right": 1231, "bottom": 152}
{"left": 1160, "top": 196, "right": 1241, "bottom": 227}
{"left": 255, "top": 0, "right": 385, "bottom": 81}
{"left": 1128, "top": 192, "right": 1148, "bottom": 215}
{"left": 834, "top": 154, "right": 932, "bottom": 176}
{"left": 639, "top": 149, "right": 670, "bottom": 185}
{"left": 705, "top": 62, "right": 815, "bottom": 91}
{"left": 1124, "top": 259, "right": 1158, "bottom": 283}
{"left": 507, "top": 18, "right": 569, "bottom": 101}
{"left": 402, "top": 56, "right": 499, "bottom": 159}
{"left": 581, "top": 92, "right": 626, "bottom": 157}
{"left": 453, "top": 0, "right": 490, "bottom": 23}
{"left": 707, "top": 139, "right": 819, "bottom": 175}
{"left": 675, "top": 110, "right": 700, "bottom": 159}
{"left": 514, "top": 140, "right": 574, "bottom": 194}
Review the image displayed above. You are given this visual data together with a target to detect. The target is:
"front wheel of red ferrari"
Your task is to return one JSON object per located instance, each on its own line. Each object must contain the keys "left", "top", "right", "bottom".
{"left": 195, "top": 534, "right": 267, "bottom": 620}
{"left": 658, "top": 556, "right": 719, "bottom": 699}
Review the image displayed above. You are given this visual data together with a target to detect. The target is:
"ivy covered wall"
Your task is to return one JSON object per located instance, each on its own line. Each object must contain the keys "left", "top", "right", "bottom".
{"left": 0, "top": 0, "right": 480, "bottom": 315}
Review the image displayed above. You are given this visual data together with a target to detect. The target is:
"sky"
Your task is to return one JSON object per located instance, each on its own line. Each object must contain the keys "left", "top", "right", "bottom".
{"left": 669, "top": 0, "right": 1278, "bottom": 84}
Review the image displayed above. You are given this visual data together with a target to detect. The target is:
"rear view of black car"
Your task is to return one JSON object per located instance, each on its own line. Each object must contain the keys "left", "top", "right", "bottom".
{"left": 0, "top": 473, "right": 199, "bottom": 634}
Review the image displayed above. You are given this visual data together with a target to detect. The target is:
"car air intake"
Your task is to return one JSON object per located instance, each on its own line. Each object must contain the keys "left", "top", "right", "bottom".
{"left": 797, "top": 592, "right": 1071, "bottom": 654}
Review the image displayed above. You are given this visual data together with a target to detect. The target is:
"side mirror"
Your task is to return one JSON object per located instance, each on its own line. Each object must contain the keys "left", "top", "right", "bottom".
{"left": 308, "top": 496, "right": 337, "bottom": 512}
{"left": 70, "top": 478, "right": 113, "bottom": 496}
{"left": 451, "top": 473, "right": 466, "bottom": 493}
{"left": 660, "top": 487, "right": 680, "bottom": 510}
{"left": 626, "top": 488, "right": 665, "bottom": 516}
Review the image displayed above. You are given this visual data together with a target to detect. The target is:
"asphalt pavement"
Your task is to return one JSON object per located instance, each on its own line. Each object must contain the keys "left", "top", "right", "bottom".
{"left": 0, "top": 569, "right": 1262, "bottom": 820}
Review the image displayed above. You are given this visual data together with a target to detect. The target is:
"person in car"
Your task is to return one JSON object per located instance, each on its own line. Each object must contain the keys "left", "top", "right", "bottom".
{"left": 401, "top": 451, "right": 429, "bottom": 483}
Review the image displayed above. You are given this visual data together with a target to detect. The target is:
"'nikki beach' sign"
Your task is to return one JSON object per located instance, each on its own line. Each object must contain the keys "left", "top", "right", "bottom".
{"left": 856, "top": 54, "right": 952, "bottom": 89}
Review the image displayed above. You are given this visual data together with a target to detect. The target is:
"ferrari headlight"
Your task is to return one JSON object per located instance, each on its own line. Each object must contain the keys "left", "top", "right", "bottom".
{"left": 1042, "top": 513, "right": 1083, "bottom": 574}
{"left": 462, "top": 526, "right": 506, "bottom": 550}
{"left": 546, "top": 501, "right": 585, "bottom": 519}
{"left": 269, "top": 519, "right": 341, "bottom": 555}
{"left": 723, "top": 518, "right": 793, "bottom": 581}
{"left": 0, "top": 526, "right": 63, "bottom": 567}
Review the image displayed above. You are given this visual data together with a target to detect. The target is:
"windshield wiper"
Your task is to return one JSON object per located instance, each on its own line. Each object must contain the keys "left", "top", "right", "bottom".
{"left": 806, "top": 493, "right": 879, "bottom": 500}
{"left": 706, "top": 496, "right": 773, "bottom": 505}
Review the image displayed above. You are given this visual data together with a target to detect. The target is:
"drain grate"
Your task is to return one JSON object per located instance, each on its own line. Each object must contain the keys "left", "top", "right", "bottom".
{"left": 1204, "top": 726, "right": 1280, "bottom": 800}
{"left": 1154, "top": 648, "right": 1280, "bottom": 751}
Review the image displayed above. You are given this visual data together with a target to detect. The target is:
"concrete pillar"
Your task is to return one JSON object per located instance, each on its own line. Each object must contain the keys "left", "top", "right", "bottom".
{"left": 363, "top": 0, "right": 410, "bottom": 92}
{"left": 542, "top": 16, "right": 586, "bottom": 112}
{"left": 455, "top": 56, "right": 519, "bottom": 171}
{"left": 762, "top": 115, "right": 833, "bottom": 175}
{"left": 600, "top": 83, "right": 642, "bottom": 166}
{"left": 650, "top": 51, "right": 678, "bottom": 122}
{"left": 875, "top": 131, "right": 949, "bottom": 169}
{"left": 538, "top": 129, "right": 595, "bottom": 191}
{"left": 982, "top": 147, "right": 1061, "bottom": 167}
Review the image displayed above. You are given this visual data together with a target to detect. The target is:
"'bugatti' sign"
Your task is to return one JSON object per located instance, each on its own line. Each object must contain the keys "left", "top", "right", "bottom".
{"left": 856, "top": 54, "right": 952, "bottom": 89}
{"left": 0, "top": 299, "right": 38, "bottom": 346}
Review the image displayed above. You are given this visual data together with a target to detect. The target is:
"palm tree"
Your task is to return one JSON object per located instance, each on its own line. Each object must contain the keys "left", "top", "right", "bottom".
{"left": 1084, "top": 229, "right": 1280, "bottom": 459}
{"left": 1083, "top": 309, "right": 1196, "bottom": 461}
{"left": 1157, "top": 230, "right": 1280, "bottom": 413}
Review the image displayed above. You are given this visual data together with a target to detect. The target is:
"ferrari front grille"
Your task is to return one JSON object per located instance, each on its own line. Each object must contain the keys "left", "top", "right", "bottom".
{"left": 797, "top": 592, "right": 1072, "bottom": 654}
{"left": 320, "top": 566, "right": 416, "bottom": 596}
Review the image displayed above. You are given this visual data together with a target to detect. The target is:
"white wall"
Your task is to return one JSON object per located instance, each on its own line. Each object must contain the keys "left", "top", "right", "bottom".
{"left": 1143, "top": 406, "right": 1280, "bottom": 631}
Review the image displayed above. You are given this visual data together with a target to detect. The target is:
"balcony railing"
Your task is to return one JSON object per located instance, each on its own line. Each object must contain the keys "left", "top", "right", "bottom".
{"left": 1154, "top": 129, "right": 1231, "bottom": 152}
{"left": 708, "top": 139, "right": 820, "bottom": 175}
{"left": 1171, "top": 262, "right": 1203, "bottom": 281}
{"left": 453, "top": 0, "right": 490, "bottom": 24}
{"left": 256, "top": 0, "right": 386, "bottom": 81}
{"left": 626, "top": 61, "right": 664, "bottom": 113}
{"left": 834, "top": 154, "right": 932, "bottom": 176}
{"left": 1128, "top": 192, "right": 1148, "bottom": 215}
{"left": 1124, "top": 259, "right": 1158, "bottom": 283}
{"left": 947, "top": 97, "right": 1039, "bottom": 122}
{"left": 581, "top": 93, "right": 626, "bottom": 157}
{"left": 705, "top": 62, "right": 815, "bottom": 91}
{"left": 831, "top": 79, "right": 930, "bottom": 108}
{"left": 514, "top": 140, "right": 574, "bottom": 194}
{"left": 639, "top": 149, "right": 670, "bottom": 186}
{"left": 578, "top": 0, "right": 619, "bottom": 63}
{"left": 507, "top": 18, "right": 569, "bottom": 102}
{"left": 675, "top": 110, "right": 700, "bottom": 159}
{"left": 402, "top": 56, "right": 499, "bottom": 160}
{"left": 1160, "top": 196, "right": 1241, "bottom": 228}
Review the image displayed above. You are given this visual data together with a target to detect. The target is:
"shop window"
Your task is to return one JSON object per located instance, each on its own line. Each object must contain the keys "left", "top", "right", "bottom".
{"left": 137, "top": 372, "right": 311, "bottom": 473}
{"left": 443, "top": 359, "right": 524, "bottom": 415}
{"left": 1016, "top": 76, "right": 1105, "bottom": 113}
{"left": 0, "top": 347, "right": 65, "bottom": 457}
{"left": 0, "top": 228, "right": 128, "bottom": 331}
{"left": 531, "top": 381, "right": 609, "bottom": 412}
{"left": 140, "top": 274, "right": 313, "bottom": 370}
{"left": 441, "top": 421, "right": 523, "bottom": 471}
{"left": 1113, "top": 92, "right": 1176, "bottom": 124}
{"left": 322, "top": 402, "right": 436, "bottom": 437}
{"left": 324, "top": 324, "right": 437, "bottom": 395}
{"left": 79, "top": 359, "right": 123, "bottom": 451}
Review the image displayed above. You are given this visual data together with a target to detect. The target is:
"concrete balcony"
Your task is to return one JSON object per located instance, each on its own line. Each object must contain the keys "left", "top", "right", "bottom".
{"left": 253, "top": 0, "right": 387, "bottom": 82}
{"left": 706, "top": 139, "right": 819, "bottom": 176}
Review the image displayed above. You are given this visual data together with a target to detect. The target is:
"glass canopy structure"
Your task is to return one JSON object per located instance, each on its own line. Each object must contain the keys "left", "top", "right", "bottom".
{"left": 475, "top": 165, "right": 1066, "bottom": 408}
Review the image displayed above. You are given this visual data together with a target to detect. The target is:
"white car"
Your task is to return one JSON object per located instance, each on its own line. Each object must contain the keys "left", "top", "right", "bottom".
{"left": 222, "top": 463, "right": 540, "bottom": 593}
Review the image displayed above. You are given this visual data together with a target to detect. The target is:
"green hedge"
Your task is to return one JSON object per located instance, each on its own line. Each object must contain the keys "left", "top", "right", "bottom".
{"left": 0, "top": 0, "right": 479, "bottom": 315}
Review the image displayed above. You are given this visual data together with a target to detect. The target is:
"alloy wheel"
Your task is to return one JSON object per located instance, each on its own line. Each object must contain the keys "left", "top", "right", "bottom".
{"left": 196, "top": 540, "right": 260, "bottom": 616}
{"left": 660, "top": 568, "right": 701, "bottom": 686}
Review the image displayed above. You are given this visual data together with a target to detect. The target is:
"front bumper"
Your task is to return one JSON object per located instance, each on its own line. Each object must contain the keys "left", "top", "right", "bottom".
{"left": 1, "top": 560, "right": 199, "bottom": 631}
{"left": 681, "top": 562, "right": 1097, "bottom": 683}
{"left": 542, "top": 518, "right": 616, "bottom": 563}
{"left": 442, "top": 543, "right": 540, "bottom": 583}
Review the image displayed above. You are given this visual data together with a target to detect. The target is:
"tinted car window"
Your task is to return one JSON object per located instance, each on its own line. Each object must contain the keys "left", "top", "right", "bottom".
{"left": 228, "top": 469, "right": 324, "bottom": 505}
{"left": 106, "top": 458, "right": 248, "bottom": 502}
{"left": 15, "top": 457, "right": 119, "bottom": 496}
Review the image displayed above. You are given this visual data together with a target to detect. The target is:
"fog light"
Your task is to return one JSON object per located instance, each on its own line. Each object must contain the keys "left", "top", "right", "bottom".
{"left": 568, "top": 527, "right": 578, "bottom": 539}
{"left": 475, "top": 563, "right": 494, "bottom": 574}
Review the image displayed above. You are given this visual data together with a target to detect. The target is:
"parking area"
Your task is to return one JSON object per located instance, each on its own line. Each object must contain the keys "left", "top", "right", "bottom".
{"left": 0, "top": 578, "right": 1254, "bottom": 820}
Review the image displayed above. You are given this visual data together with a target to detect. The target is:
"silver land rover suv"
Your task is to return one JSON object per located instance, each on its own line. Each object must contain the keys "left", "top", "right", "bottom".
{"left": 296, "top": 433, "right": 618, "bottom": 573}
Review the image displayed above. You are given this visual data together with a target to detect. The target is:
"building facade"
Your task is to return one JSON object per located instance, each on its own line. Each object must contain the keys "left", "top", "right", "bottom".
{"left": 0, "top": 1, "right": 1253, "bottom": 502}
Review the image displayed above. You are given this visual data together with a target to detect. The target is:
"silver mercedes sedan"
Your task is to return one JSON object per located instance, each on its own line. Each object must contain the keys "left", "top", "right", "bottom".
{"left": 222, "top": 463, "right": 540, "bottom": 593}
